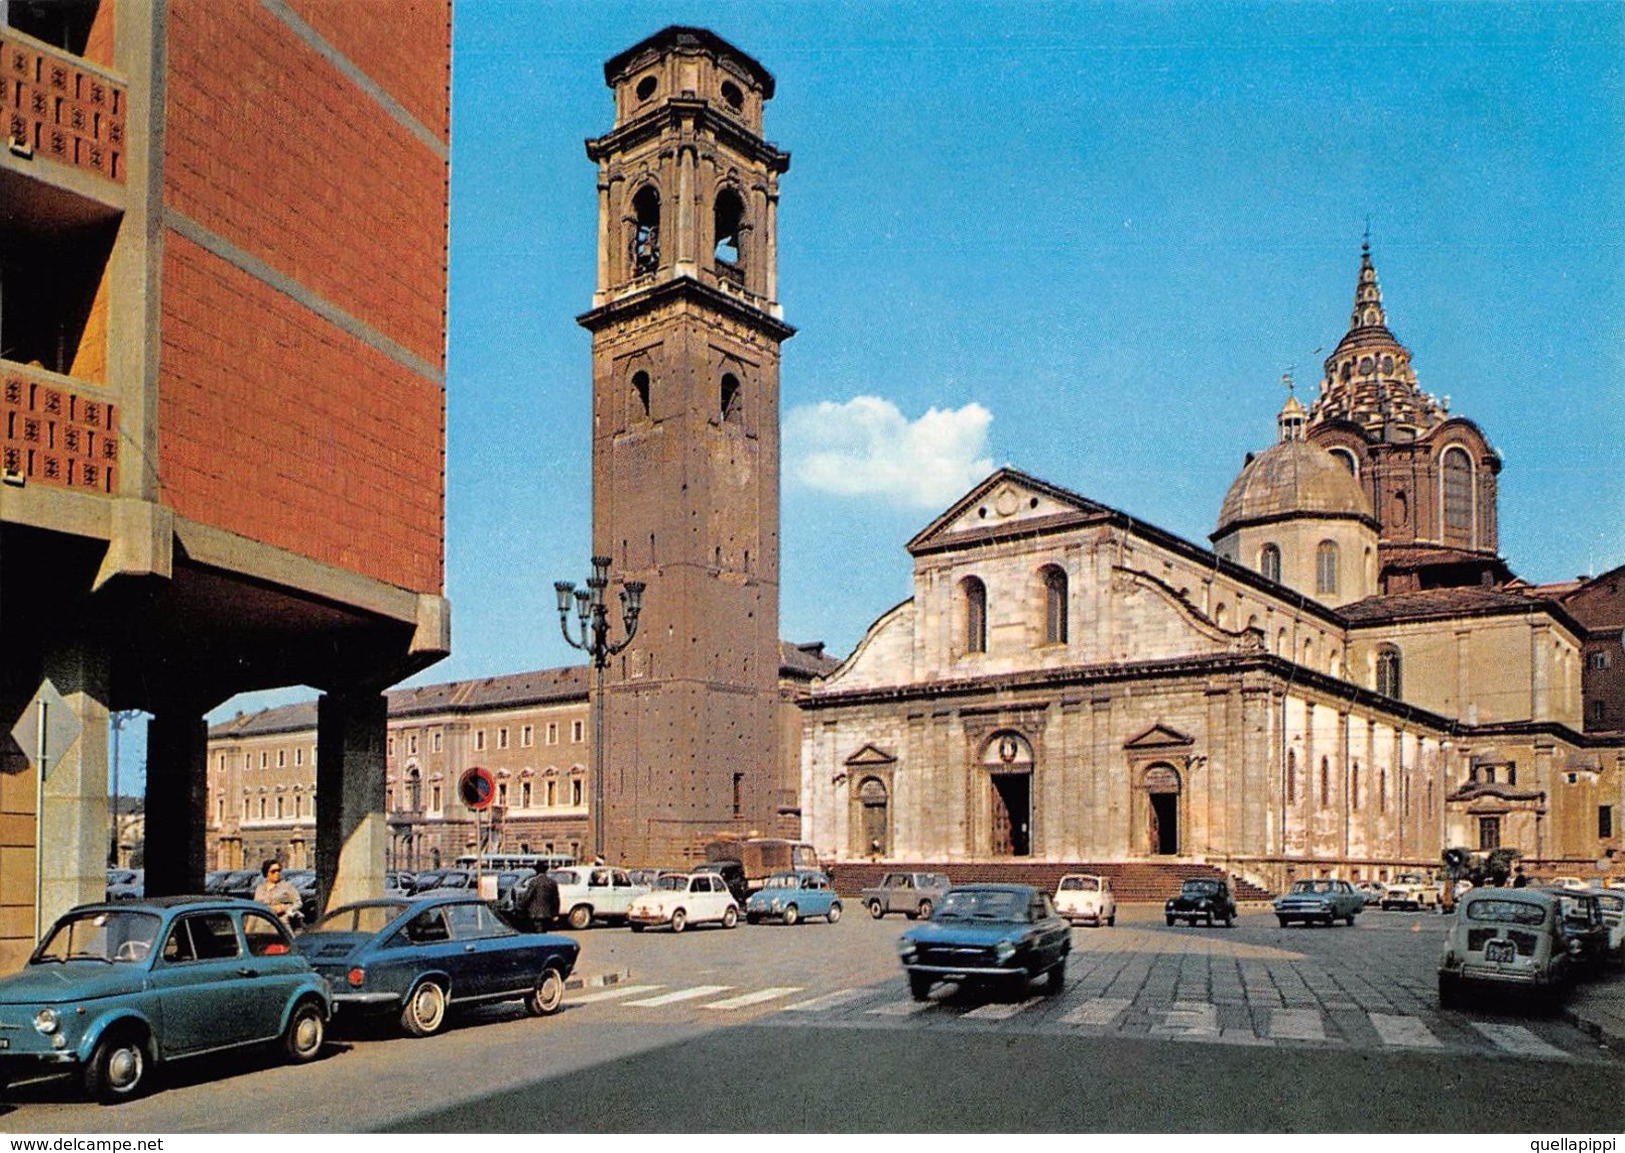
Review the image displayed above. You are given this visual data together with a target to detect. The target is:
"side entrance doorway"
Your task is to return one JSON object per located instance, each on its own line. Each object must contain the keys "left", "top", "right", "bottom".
{"left": 990, "top": 772, "right": 1030, "bottom": 856}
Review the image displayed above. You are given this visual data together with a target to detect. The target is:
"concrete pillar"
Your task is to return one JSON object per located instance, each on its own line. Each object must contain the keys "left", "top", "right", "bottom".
{"left": 38, "top": 646, "right": 110, "bottom": 929}
{"left": 316, "top": 691, "right": 387, "bottom": 914}
{"left": 144, "top": 707, "right": 208, "bottom": 897}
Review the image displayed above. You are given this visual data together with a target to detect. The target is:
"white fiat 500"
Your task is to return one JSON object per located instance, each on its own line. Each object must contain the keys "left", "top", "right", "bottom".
{"left": 627, "top": 872, "right": 740, "bottom": 933}
{"left": 1438, "top": 888, "right": 1572, "bottom": 1007}
{"left": 1054, "top": 874, "right": 1116, "bottom": 927}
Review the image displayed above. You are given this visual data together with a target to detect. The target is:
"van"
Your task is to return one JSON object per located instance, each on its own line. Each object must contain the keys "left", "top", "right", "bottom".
{"left": 702, "top": 838, "right": 820, "bottom": 889}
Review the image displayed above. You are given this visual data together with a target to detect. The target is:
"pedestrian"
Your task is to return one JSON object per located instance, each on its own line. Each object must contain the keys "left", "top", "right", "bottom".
{"left": 520, "top": 868, "right": 560, "bottom": 931}
{"left": 254, "top": 860, "right": 304, "bottom": 929}
{"left": 1512, "top": 866, "right": 1528, "bottom": 888}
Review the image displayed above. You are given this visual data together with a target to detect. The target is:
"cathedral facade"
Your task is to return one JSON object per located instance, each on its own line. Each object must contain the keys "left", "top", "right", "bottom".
{"left": 799, "top": 251, "right": 1622, "bottom": 890}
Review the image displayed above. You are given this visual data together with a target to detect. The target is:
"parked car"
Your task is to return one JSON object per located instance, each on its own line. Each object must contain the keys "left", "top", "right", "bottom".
{"left": 861, "top": 872, "right": 952, "bottom": 920}
{"left": 897, "top": 884, "right": 1071, "bottom": 1001}
{"left": 1588, "top": 887, "right": 1625, "bottom": 963}
{"left": 549, "top": 866, "right": 649, "bottom": 929}
{"left": 627, "top": 872, "right": 740, "bottom": 933}
{"left": 491, "top": 869, "right": 537, "bottom": 913}
{"left": 1274, "top": 879, "right": 1363, "bottom": 927}
{"left": 294, "top": 893, "right": 578, "bottom": 1037}
{"left": 278, "top": 868, "right": 322, "bottom": 924}
{"left": 1381, "top": 872, "right": 1438, "bottom": 911}
{"left": 692, "top": 860, "right": 751, "bottom": 907}
{"left": 104, "top": 869, "right": 143, "bottom": 902}
{"left": 1053, "top": 874, "right": 1116, "bottom": 927}
{"left": 1547, "top": 889, "right": 1612, "bottom": 974}
{"left": 1355, "top": 881, "right": 1387, "bottom": 908}
{"left": 204, "top": 869, "right": 260, "bottom": 899}
{"left": 745, "top": 871, "right": 842, "bottom": 925}
{"left": 0, "top": 897, "right": 328, "bottom": 1102}
{"left": 1552, "top": 875, "right": 1589, "bottom": 891}
{"left": 1165, "top": 878, "right": 1236, "bottom": 927}
{"left": 1438, "top": 887, "right": 1573, "bottom": 1008}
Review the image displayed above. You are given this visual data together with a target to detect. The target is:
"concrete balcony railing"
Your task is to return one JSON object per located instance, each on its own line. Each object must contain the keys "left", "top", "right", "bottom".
{"left": 1, "top": 360, "right": 119, "bottom": 495}
{"left": 2, "top": 28, "right": 125, "bottom": 183}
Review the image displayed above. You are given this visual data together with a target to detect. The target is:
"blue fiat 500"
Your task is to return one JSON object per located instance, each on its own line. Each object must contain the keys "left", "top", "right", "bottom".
{"left": 0, "top": 897, "right": 329, "bottom": 1103}
{"left": 745, "top": 870, "right": 843, "bottom": 925}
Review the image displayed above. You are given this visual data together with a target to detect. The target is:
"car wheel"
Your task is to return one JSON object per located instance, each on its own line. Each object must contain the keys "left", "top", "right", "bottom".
{"left": 1277, "top": 916, "right": 1290, "bottom": 928}
{"left": 1107, "top": 912, "right": 1116, "bottom": 927}
{"left": 746, "top": 911, "right": 761, "bottom": 924}
{"left": 670, "top": 909, "right": 687, "bottom": 933}
{"left": 629, "top": 923, "right": 645, "bottom": 933}
{"left": 567, "top": 905, "right": 593, "bottom": 931}
{"left": 400, "top": 980, "right": 448, "bottom": 1037}
{"left": 917, "top": 899, "right": 934, "bottom": 920}
{"left": 527, "top": 967, "right": 565, "bottom": 1016}
{"left": 1223, "top": 913, "right": 1234, "bottom": 928}
{"left": 782, "top": 904, "right": 800, "bottom": 927}
{"left": 283, "top": 999, "right": 325, "bottom": 1063}
{"left": 1165, "top": 915, "right": 1176, "bottom": 926}
{"left": 908, "top": 973, "right": 933, "bottom": 1002}
{"left": 1046, "top": 958, "right": 1066, "bottom": 993}
{"left": 868, "top": 901, "right": 884, "bottom": 919}
{"left": 85, "top": 1028, "right": 149, "bottom": 1103}
{"left": 1438, "top": 972, "right": 1463, "bottom": 1010}
{"left": 827, "top": 902, "right": 842, "bottom": 924}
{"left": 722, "top": 906, "right": 738, "bottom": 929}
{"left": 1346, "top": 914, "right": 1357, "bottom": 927}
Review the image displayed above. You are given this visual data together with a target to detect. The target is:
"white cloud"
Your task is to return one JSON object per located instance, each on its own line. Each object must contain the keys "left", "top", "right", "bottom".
{"left": 784, "top": 396, "right": 994, "bottom": 509}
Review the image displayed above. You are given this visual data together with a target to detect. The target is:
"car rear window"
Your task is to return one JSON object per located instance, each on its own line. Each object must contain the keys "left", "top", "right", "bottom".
{"left": 1465, "top": 899, "right": 1546, "bottom": 925}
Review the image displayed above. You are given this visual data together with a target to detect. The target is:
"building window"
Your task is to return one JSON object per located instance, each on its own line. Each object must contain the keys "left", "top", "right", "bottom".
{"left": 1041, "top": 566, "right": 1068, "bottom": 645}
{"left": 1315, "top": 541, "right": 1339, "bottom": 595}
{"left": 545, "top": 779, "right": 557, "bottom": 807}
{"left": 1376, "top": 647, "right": 1402, "bottom": 699}
{"left": 260, "top": 751, "right": 268, "bottom": 769}
{"left": 1286, "top": 750, "right": 1297, "bottom": 805}
{"left": 547, "top": 722, "right": 559, "bottom": 745}
{"left": 474, "top": 730, "right": 486, "bottom": 752}
{"left": 276, "top": 749, "right": 286, "bottom": 768}
{"left": 405, "top": 769, "right": 421, "bottom": 812}
{"left": 295, "top": 747, "right": 303, "bottom": 767}
{"left": 521, "top": 725, "right": 534, "bottom": 748}
{"left": 388, "top": 737, "right": 396, "bottom": 758}
{"left": 432, "top": 731, "right": 443, "bottom": 752}
{"left": 1320, "top": 757, "right": 1330, "bottom": 806}
{"left": 1590, "top": 699, "right": 1608, "bottom": 725}
{"left": 1602, "top": 806, "right": 1615, "bottom": 840}
{"left": 1379, "top": 767, "right": 1388, "bottom": 813}
{"left": 714, "top": 187, "right": 744, "bottom": 270}
{"left": 408, "top": 734, "right": 419, "bottom": 756}
{"left": 631, "top": 370, "right": 652, "bottom": 420}
{"left": 497, "top": 782, "right": 508, "bottom": 807}
{"left": 430, "top": 785, "right": 442, "bottom": 811}
{"left": 630, "top": 185, "right": 661, "bottom": 276}
{"left": 1351, "top": 762, "right": 1360, "bottom": 811}
{"left": 498, "top": 727, "right": 509, "bottom": 750}
{"left": 1442, "top": 446, "right": 1473, "bottom": 546}
{"left": 245, "top": 752, "right": 253, "bottom": 770}
{"left": 572, "top": 720, "right": 584, "bottom": 742}
{"left": 571, "top": 778, "right": 583, "bottom": 806}
{"left": 521, "top": 781, "right": 533, "bottom": 809}
{"left": 720, "top": 373, "right": 743, "bottom": 425}
{"left": 1477, "top": 816, "right": 1501, "bottom": 851}
{"left": 217, "top": 753, "right": 226, "bottom": 772}
{"left": 732, "top": 772, "right": 744, "bottom": 818}
{"left": 1588, "top": 650, "right": 1612, "bottom": 671}
{"left": 962, "top": 576, "right": 987, "bottom": 654}
{"left": 1260, "top": 543, "right": 1281, "bottom": 584}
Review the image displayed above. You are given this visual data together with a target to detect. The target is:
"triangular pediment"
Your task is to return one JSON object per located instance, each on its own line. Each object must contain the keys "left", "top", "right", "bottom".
{"left": 1124, "top": 724, "right": 1194, "bottom": 751}
{"left": 845, "top": 743, "right": 897, "bottom": 767}
{"left": 907, "top": 468, "right": 1112, "bottom": 556}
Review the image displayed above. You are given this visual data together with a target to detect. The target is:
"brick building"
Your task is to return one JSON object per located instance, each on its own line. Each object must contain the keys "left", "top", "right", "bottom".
{"left": 1, "top": 0, "right": 450, "bottom": 966}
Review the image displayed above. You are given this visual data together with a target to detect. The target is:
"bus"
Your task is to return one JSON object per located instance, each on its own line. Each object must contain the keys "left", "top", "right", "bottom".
{"left": 454, "top": 852, "right": 577, "bottom": 874}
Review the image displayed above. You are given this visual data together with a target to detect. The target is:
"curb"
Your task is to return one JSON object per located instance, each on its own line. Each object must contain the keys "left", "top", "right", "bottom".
{"left": 1563, "top": 1002, "right": 1624, "bottom": 1049}
{"left": 565, "top": 968, "right": 632, "bottom": 991}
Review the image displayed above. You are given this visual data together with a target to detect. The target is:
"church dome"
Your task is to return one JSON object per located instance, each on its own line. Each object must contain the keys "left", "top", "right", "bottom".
{"left": 1217, "top": 438, "right": 1372, "bottom": 535}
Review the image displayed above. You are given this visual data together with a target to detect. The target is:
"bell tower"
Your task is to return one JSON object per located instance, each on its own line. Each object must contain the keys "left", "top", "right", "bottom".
{"left": 578, "top": 27, "right": 793, "bottom": 864}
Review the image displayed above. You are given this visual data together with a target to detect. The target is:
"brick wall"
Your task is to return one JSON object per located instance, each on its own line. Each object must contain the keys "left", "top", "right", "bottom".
{"left": 283, "top": 0, "right": 451, "bottom": 141}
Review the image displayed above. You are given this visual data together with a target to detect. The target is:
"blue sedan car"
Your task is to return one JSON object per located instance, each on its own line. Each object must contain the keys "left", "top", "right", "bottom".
{"left": 294, "top": 893, "right": 579, "bottom": 1036}
{"left": 897, "top": 884, "right": 1071, "bottom": 1001}
{"left": 0, "top": 897, "right": 329, "bottom": 1102}
{"left": 745, "top": 870, "right": 843, "bottom": 925}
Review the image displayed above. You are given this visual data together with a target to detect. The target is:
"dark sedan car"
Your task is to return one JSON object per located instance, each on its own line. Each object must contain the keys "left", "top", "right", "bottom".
{"left": 0, "top": 897, "right": 328, "bottom": 1102}
{"left": 1165, "top": 878, "right": 1236, "bottom": 927}
{"left": 293, "top": 893, "right": 579, "bottom": 1037}
{"left": 897, "top": 884, "right": 1071, "bottom": 1001}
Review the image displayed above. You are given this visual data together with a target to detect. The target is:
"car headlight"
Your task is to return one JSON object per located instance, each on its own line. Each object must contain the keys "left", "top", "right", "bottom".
{"left": 897, "top": 938, "right": 917, "bottom": 960}
{"left": 994, "top": 939, "right": 1017, "bottom": 963}
{"left": 770, "top": 898, "right": 783, "bottom": 911}
{"left": 33, "top": 1007, "right": 59, "bottom": 1035}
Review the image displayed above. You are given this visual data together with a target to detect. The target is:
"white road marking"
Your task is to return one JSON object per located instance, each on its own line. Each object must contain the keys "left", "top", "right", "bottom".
{"left": 1369, "top": 1013, "right": 1443, "bottom": 1048}
{"left": 702, "top": 987, "right": 804, "bottom": 1011}
{"left": 1061, "top": 997, "right": 1132, "bottom": 1026}
{"left": 569, "top": 984, "right": 665, "bottom": 1004}
{"left": 782, "top": 988, "right": 869, "bottom": 1012}
{"left": 1472, "top": 1021, "right": 1568, "bottom": 1059}
{"left": 1149, "top": 1002, "right": 1219, "bottom": 1037}
{"left": 622, "top": 985, "right": 733, "bottom": 1006}
{"left": 866, "top": 998, "right": 934, "bottom": 1016}
{"left": 961, "top": 997, "right": 1041, "bottom": 1021}
{"left": 1269, "top": 1008, "right": 1326, "bottom": 1042}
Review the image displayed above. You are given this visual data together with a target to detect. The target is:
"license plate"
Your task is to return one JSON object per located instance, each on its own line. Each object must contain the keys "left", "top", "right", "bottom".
{"left": 1485, "top": 940, "right": 1515, "bottom": 964}
{"left": 0, "top": 1037, "right": 9, "bottom": 1049}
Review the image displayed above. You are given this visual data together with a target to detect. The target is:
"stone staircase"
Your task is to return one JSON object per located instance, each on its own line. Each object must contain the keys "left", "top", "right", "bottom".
{"left": 826, "top": 860, "right": 1274, "bottom": 903}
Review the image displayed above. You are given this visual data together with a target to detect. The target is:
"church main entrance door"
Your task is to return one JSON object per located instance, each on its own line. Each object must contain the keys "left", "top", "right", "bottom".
{"left": 1144, "top": 763, "right": 1181, "bottom": 855}
{"left": 990, "top": 772, "right": 1030, "bottom": 857}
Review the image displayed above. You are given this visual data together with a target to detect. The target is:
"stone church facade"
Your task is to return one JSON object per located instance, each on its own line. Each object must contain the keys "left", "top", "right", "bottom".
{"left": 800, "top": 252, "right": 1623, "bottom": 890}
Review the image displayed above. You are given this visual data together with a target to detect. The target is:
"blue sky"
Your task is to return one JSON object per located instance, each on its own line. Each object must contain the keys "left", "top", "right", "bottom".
{"left": 187, "top": 2, "right": 1623, "bottom": 778}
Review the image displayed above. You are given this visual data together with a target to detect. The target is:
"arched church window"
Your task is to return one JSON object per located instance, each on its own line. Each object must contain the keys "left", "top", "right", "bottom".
{"left": 1376, "top": 646, "right": 1402, "bottom": 699}
{"left": 962, "top": 576, "right": 987, "bottom": 654}
{"left": 1316, "top": 540, "right": 1339, "bottom": 595}
{"left": 1260, "top": 543, "right": 1281, "bottom": 584}
{"left": 714, "top": 187, "right": 745, "bottom": 270}
{"left": 720, "top": 373, "right": 743, "bottom": 424}
{"left": 1320, "top": 757, "right": 1330, "bottom": 806}
{"left": 1286, "top": 750, "right": 1297, "bottom": 804}
{"left": 630, "top": 185, "right": 661, "bottom": 276}
{"left": 1041, "top": 566, "right": 1067, "bottom": 645}
{"left": 631, "top": 370, "right": 651, "bottom": 419}
{"left": 1441, "top": 446, "right": 1473, "bottom": 545}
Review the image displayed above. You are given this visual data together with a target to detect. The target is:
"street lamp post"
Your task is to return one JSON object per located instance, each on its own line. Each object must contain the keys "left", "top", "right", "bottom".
{"left": 555, "top": 556, "right": 644, "bottom": 862}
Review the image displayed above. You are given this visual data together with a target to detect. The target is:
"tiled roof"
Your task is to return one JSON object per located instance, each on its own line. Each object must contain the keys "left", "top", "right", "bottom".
{"left": 209, "top": 701, "right": 318, "bottom": 738}
{"left": 1341, "top": 585, "right": 1559, "bottom": 624}
{"left": 781, "top": 641, "right": 842, "bottom": 679}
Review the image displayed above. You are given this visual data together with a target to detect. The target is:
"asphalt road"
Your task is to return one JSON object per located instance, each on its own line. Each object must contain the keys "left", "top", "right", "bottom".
{"left": 3, "top": 904, "right": 1620, "bottom": 1133}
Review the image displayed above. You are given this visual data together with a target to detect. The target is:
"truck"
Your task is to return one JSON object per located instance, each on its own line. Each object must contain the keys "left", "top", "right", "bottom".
{"left": 703, "top": 836, "right": 821, "bottom": 891}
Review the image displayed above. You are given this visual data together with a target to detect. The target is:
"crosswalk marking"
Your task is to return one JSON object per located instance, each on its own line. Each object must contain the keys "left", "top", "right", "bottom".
{"left": 702, "top": 987, "right": 804, "bottom": 1011}
{"left": 622, "top": 985, "right": 733, "bottom": 1006}
{"left": 1472, "top": 1022, "right": 1567, "bottom": 1059}
{"left": 1062, "top": 997, "right": 1132, "bottom": 1026}
{"left": 570, "top": 984, "right": 665, "bottom": 1004}
{"left": 1150, "top": 1002, "right": 1219, "bottom": 1037}
{"left": 866, "top": 998, "right": 933, "bottom": 1016}
{"left": 782, "top": 988, "right": 868, "bottom": 1013}
{"left": 1269, "top": 1008, "right": 1325, "bottom": 1042}
{"left": 961, "top": 997, "right": 1041, "bottom": 1021}
{"left": 1370, "top": 1013, "right": 1442, "bottom": 1048}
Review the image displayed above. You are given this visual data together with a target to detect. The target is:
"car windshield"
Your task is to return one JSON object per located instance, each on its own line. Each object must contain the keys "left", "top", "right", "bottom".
{"left": 1291, "top": 881, "right": 1333, "bottom": 894}
{"left": 762, "top": 875, "right": 797, "bottom": 889}
{"left": 1465, "top": 898, "right": 1547, "bottom": 925}
{"left": 1181, "top": 880, "right": 1219, "bottom": 896}
{"left": 1394, "top": 874, "right": 1424, "bottom": 885}
{"left": 652, "top": 875, "right": 688, "bottom": 892}
{"left": 1060, "top": 877, "right": 1099, "bottom": 892}
{"left": 550, "top": 870, "right": 581, "bottom": 886}
{"left": 311, "top": 903, "right": 408, "bottom": 934}
{"left": 35, "top": 910, "right": 162, "bottom": 964}
{"left": 937, "top": 890, "right": 1025, "bottom": 921}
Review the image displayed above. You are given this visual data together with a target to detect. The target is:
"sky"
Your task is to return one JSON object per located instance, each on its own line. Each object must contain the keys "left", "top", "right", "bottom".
{"left": 183, "top": 2, "right": 1625, "bottom": 779}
